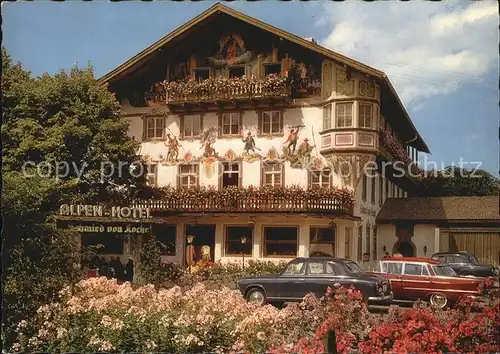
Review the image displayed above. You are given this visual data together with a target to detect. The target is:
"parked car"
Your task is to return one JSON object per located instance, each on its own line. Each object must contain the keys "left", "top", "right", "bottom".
{"left": 237, "top": 257, "right": 393, "bottom": 306}
{"left": 372, "top": 257, "right": 485, "bottom": 309}
{"left": 430, "top": 251, "right": 499, "bottom": 277}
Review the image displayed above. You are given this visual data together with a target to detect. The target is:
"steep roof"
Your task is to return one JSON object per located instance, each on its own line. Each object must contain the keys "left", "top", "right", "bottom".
{"left": 98, "top": 3, "right": 429, "bottom": 153}
{"left": 376, "top": 196, "right": 500, "bottom": 223}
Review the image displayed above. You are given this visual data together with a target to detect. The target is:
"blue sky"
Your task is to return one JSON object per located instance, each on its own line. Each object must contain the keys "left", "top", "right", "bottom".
{"left": 3, "top": 1, "right": 498, "bottom": 175}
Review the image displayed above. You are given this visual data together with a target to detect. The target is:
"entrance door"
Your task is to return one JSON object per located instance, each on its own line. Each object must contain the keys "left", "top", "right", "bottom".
{"left": 395, "top": 241, "right": 415, "bottom": 257}
{"left": 185, "top": 225, "right": 215, "bottom": 264}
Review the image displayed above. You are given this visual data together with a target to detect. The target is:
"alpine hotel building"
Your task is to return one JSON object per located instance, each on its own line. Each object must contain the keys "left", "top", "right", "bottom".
{"left": 69, "top": 4, "right": 435, "bottom": 276}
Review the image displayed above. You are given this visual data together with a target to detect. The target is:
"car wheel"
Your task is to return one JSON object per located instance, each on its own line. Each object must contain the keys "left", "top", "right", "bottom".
{"left": 246, "top": 288, "right": 266, "bottom": 306}
{"left": 429, "top": 293, "right": 448, "bottom": 309}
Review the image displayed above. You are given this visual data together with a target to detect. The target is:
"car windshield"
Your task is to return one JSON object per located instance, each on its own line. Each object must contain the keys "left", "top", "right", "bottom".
{"left": 432, "top": 265, "right": 457, "bottom": 276}
{"left": 344, "top": 261, "right": 363, "bottom": 274}
{"left": 466, "top": 254, "right": 479, "bottom": 264}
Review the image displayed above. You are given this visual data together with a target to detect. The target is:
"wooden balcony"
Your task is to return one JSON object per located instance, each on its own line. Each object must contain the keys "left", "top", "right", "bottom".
{"left": 131, "top": 186, "right": 354, "bottom": 216}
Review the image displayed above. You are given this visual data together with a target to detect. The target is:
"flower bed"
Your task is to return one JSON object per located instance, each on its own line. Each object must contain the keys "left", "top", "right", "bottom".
{"left": 12, "top": 278, "right": 499, "bottom": 353}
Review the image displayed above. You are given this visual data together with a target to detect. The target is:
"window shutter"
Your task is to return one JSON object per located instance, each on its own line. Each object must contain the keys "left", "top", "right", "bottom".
{"left": 279, "top": 110, "right": 284, "bottom": 133}
{"left": 217, "top": 112, "right": 223, "bottom": 135}
{"left": 179, "top": 115, "right": 184, "bottom": 139}
{"left": 142, "top": 115, "right": 147, "bottom": 141}
{"left": 238, "top": 112, "right": 243, "bottom": 135}
{"left": 257, "top": 110, "right": 263, "bottom": 136}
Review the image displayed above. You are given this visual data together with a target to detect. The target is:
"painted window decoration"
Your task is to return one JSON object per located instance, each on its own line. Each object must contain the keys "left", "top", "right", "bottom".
{"left": 335, "top": 102, "right": 353, "bottom": 128}
{"left": 309, "top": 169, "right": 331, "bottom": 189}
{"left": 323, "top": 104, "right": 332, "bottom": 131}
{"left": 225, "top": 225, "right": 253, "bottom": 256}
{"left": 359, "top": 103, "right": 373, "bottom": 128}
{"left": 221, "top": 162, "right": 240, "bottom": 188}
{"left": 179, "top": 164, "right": 199, "bottom": 189}
{"left": 263, "top": 226, "right": 298, "bottom": 257}
{"left": 154, "top": 225, "right": 177, "bottom": 256}
{"left": 146, "top": 117, "right": 165, "bottom": 139}
{"left": 263, "top": 162, "right": 283, "bottom": 187}
{"left": 310, "top": 227, "right": 336, "bottom": 257}
{"left": 183, "top": 115, "right": 201, "bottom": 138}
{"left": 221, "top": 112, "right": 240, "bottom": 136}
{"left": 146, "top": 163, "right": 158, "bottom": 187}
{"left": 261, "top": 111, "right": 282, "bottom": 135}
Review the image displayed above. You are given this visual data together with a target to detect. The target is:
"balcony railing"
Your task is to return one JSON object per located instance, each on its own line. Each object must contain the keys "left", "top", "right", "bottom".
{"left": 131, "top": 186, "right": 354, "bottom": 215}
{"left": 146, "top": 74, "right": 291, "bottom": 104}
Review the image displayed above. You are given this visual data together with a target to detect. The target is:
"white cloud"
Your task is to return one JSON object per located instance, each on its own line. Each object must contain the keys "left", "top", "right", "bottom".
{"left": 318, "top": 1, "right": 498, "bottom": 107}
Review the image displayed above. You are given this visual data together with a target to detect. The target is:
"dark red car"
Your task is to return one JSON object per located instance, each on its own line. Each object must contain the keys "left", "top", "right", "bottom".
{"left": 371, "top": 257, "right": 484, "bottom": 309}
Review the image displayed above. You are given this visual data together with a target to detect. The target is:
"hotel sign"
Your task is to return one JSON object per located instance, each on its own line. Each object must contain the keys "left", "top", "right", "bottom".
{"left": 59, "top": 204, "right": 152, "bottom": 219}
{"left": 66, "top": 223, "right": 151, "bottom": 234}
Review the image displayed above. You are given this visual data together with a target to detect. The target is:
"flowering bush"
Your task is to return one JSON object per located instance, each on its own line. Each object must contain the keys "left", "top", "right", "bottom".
{"left": 380, "top": 128, "right": 424, "bottom": 176}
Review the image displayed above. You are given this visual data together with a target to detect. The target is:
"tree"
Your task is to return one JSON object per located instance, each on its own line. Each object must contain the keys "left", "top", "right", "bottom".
{"left": 418, "top": 167, "right": 500, "bottom": 197}
{"left": 1, "top": 48, "right": 145, "bottom": 348}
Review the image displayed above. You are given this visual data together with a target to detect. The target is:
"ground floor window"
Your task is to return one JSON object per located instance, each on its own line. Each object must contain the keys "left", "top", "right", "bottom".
{"left": 225, "top": 225, "right": 253, "bottom": 256}
{"left": 82, "top": 233, "right": 124, "bottom": 254}
{"left": 185, "top": 224, "right": 215, "bottom": 263}
{"left": 154, "top": 224, "right": 176, "bottom": 256}
{"left": 263, "top": 226, "right": 297, "bottom": 257}
{"left": 310, "top": 226, "right": 335, "bottom": 257}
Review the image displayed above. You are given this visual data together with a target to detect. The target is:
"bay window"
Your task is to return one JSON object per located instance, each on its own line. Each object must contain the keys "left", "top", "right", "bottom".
{"left": 335, "top": 102, "right": 353, "bottom": 128}
{"left": 359, "top": 103, "right": 373, "bottom": 128}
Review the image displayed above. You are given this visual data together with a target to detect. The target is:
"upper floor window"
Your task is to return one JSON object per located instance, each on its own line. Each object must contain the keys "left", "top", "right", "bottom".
{"left": 361, "top": 175, "right": 367, "bottom": 202}
{"left": 371, "top": 175, "right": 376, "bottom": 205}
{"left": 309, "top": 169, "right": 331, "bottom": 188}
{"left": 260, "top": 111, "right": 283, "bottom": 135}
{"left": 323, "top": 104, "right": 332, "bottom": 130}
{"left": 228, "top": 66, "right": 245, "bottom": 78}
{"left": 194, "top": 68, "right": 210, "bottom": 81}
{"left": 335, "top": 102, "right": 353, "bottom": 128}
{"left": 178, "top": 164, "right": 199, "bottom": 189}
{"left": 146, "top": 163, "right": 158, "bottom": 186}
{"left": 221, "top": 112, "right": 241, "bottom": 136}
{"left": 221, "top": 162, "right": 240, "bottom": 188}
{"left": 263, "top": 162, "right": 283, "bottom": 187}
{"left": 182, "top": 115, "right": 201, "bottom": 138}
{"left": 146, "top": 117, "right": 165, "bottom": 139}
{"left": 359, "top": 103, "right": 373, "bottom": 129}
{"left": 264, "top": 63, "right": 282, "bottom": 76}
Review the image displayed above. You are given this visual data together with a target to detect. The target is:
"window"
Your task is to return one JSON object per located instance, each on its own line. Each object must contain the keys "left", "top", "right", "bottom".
{"left": 263, "top": 162, "right": 283, "bottom": 187}
{"left": 335, "top": 102, "right": 353, "bottom": 128}
{"left": 323, "top": 104, "right": 332, "bottom": 130}
{"left": 357, "top": 225, "right": 363, "bottom": 261}
{"left": 359, "top": 103, "right": 373, "bottom": 128}
{"left": 382, "top": 262, "right": 402, "bottom": 275}
{"left": 194, "top": 68, "right": 210, "bottom": 81}
{"left": 154, "top": 225, "right": 176, "bottom": 256}
{"left": 366, "top": 225, "right": 371, "bottom": 257}
{"left": 264, "top": 63, "right": 281, "bottom": 76}
{"left": 146, "top": 164, "right": 158, "bottom": 187}
{"left": 361, "top": 175, "right": 367, "bottom": 202}
{"left": 263, "top": 226, "right": 297, "bottom": 257}
{"left": 82, "top": 233, "right": 124, "bottom": 254}
{"left": 178, "top": 164, "right": 199, "bottom": 188}
{"left": 228, "top": 66, "right": 245, "bottom": 78}
{"left": 309, "top": 169, "right": 331, "bottom": 188}
{"left": 432, "top": 265, "right": 456, "bottom": 276}
{"left": 326, "top": 262, "right": 337, "bottom": 275}
{"left": 379, "top": 176, "right": 384, "bottom": 205}
{"left": 221, "top": 113, "right": 240, "bottom": 136}
{"left": 283, "top": 260, "right": 305, "bottom": 275}
{"left": 310, "top": 227, "right": 335, "bottom": 257}
{"left": 345, "top": 226, "right": 352, "bottom": 259}
{"left": 371, "top": 176, "right": 376, "bottom": 204}
{"left": 386, "top": 179, "right": 391, "bottom": 198}
{"left": 261, "top": 111, "right": 282, "bottom": 135}
{"left": 404, "top": 263, "right": 426, "bottom": 276}
{"left": 182, "top": 115, "right": 201, "bottom": 138}
{"left": 446, "top": 256, "right": 466, "bottom": 264}
{"left": 221, "top": 162, "right": 240, "bottom": 188}
{"left": 146, "top": 117, "right": 165, "bottom": 139}
{"left": 372, "top": 226, "right": 377, "bottom": 260}
{"left": 344, "top": 261, "right": 363, "bottom": 274}
{"left": 308, "top": 261, "right": 325, "bottom": 275}
{"left": 224, "top": 225, "right": 253, "bottom": 255}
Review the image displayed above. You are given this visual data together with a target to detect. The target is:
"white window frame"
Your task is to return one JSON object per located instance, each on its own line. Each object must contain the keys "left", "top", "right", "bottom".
{"left": 323, "top": 104, "right": 332, "bottom": 131}
{"left": 182, "top": 115, "right": 201, "bottom": 138}
{"left": 221, "top": 112, "right": 240, "bottom": 136}
{"left": 146, "top": 117, "right": 165, "bottom": 139}
{"left": 221, "top": 162, "right": 241, "bottom": 188}
{"left": 309, "top": 169, "right": 331, "bottom": 188}
{"left": 262, "top": 111, "right": 282, "bottom": 135}
{"left": 335, "top": 102, "right": 353, "bottom": 128}
{"left": 262, "top": 162, "right": 283, "bottom": 187}
{"left": 146, "top": 163, "right": 158, "bottom": 186}
{"left": 178, "top": 164, "right": 199, "bottom": 189}
{"left": 359, "top": 102, "right": 373, "bottom": 129}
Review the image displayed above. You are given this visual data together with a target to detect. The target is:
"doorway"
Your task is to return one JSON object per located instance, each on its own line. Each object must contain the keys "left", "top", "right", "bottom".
{"left": 185, "top": 224, "right": 216, "bottom": 264}
{"left": 393, "top": 241, "right": 415, "bottom": 257}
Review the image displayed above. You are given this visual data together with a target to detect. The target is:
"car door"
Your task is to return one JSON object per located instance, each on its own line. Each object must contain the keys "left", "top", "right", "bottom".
{"left": 401, "top": 263, "right": 432, "bottom": 300}
{"left": 381, "top": 261, "right": 404, "bottom": 296}
{"left": 301, "top": 260, "right": 331, "bottom": 299}
{"left": 278, "top": 260, "right": 307, "bottom": 300}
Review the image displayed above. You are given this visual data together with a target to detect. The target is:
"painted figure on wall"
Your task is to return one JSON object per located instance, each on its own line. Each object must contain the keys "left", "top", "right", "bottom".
{"left": 242, "top": 132, "right": 260, "bottom": 154}
{"left": 297, "top": 138, "right": 315, "bottom": 163}
{"left": 165, "top": 134, "right": 181, "bottom": 161}
{"left": 283, "top": 125, "right": 304, "bottom": 155}
{"left": 200, "top": 141, "right": 217, "bottom": 158}
{"left": 207, "top": 33, "right": 255, "bottom": 68}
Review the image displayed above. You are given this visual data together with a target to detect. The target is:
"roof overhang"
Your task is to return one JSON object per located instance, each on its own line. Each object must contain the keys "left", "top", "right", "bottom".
{"left": 97, "top": 2, "right": 429, "bottom": 153}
